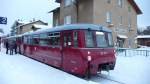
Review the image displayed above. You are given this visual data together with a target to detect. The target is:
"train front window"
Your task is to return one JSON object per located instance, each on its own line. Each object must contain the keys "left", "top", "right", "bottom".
{"left": 96, "top": 31, "right": 108, "bottom": 47}
{"left": 108, "top": 33, "right": 113, "bottom": 47}
{"left": 85, "top": 31, "right": 94, "bottom": 48}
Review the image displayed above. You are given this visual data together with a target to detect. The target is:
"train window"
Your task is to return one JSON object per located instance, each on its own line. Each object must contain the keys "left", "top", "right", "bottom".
{"left": 49, "top": 32, "right": 60, "bottom": 46}
{"left": 85, "top": 31, "right": 94, "bottom": 47}
{"left": 27, "top": 36, "right": 33, "bottom": 44}
{"left": 73, "top": 32, "right": 78, "bottom": 47}
{"left": 39, "top": 33, "right": 50, "bottom": 46}
{"left": 96, "top": 31, "right": 108, "bottom": 47}
{"left": 68, "top": 33, "right": 72, "bottom": 46}
{"left": 54, "top": 32, "right": 60, "bottom": 46}
{"left": 54, "top": 37, "right": 60, "bottom": 46}
{"left": 33, "top": 34, "right": 39, "bottom": 45}
{"left": 63, "top": 33, "right": 67, "bottom": 47}
{"left": 23, "top": 36, "right": 28, "bottom": 44}
{"left": 54, "top": 32, "right": 60, "bottom": 36}
{"left": 108, "top": 33, "right": 113, "bottom": 47}
{"left": 29, "top": 36, "right": 33, "bottom": 45}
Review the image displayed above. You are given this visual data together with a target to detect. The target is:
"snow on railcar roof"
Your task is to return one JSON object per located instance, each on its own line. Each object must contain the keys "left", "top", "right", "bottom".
{"left": 33, "top": 24, "right": 50, "bottom": 29}
{"left": 23, "top": 24, "right": 112, "bottom": 35}
{"left": 136, "top": 35, "right": 150, "bottom": 39}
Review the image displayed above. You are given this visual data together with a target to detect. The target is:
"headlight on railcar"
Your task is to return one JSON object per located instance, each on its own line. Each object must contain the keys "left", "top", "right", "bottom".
{"left": 87, "top": 56, "right": 92, "bottom": 61}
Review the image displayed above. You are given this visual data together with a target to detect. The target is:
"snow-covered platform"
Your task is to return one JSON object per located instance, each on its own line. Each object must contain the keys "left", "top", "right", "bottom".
{"left": 0, "top": 48, "right": 97, "bottom": 84}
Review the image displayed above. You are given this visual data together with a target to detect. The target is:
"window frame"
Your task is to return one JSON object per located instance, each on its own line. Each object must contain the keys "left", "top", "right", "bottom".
{"left": 95, "top": 31, "right": 108, "bottom": 48}
{"left": 64, "top": 0, "right": 72, "bottom": 7}
{"left": 32, "top": 34, "right": 40, "bottom": 45}
{"left": 49, "top": 32, "right": 60, "bottom": 47}
{"left": 107, "top": 0, "right": 111, "bottom": 4}
{"left": 119, "top": 16, "right": 123, "bottom": 25}
{"left": 64, "top": 15, "right": 71, "bottom": 25}
{"left": 118, "top": 0, "right": 123, "bottom": 8}
{"left": 85, "top": 30, "right": 95, "bottom": 48}
{"left": 39, "top": 33, "right": 50, "bottom": 46}
{"left": 23, "top": 36, "right": 28, "bottom": 44}
{"left": 106, "top": 11, "right": 112, "bottom": 23}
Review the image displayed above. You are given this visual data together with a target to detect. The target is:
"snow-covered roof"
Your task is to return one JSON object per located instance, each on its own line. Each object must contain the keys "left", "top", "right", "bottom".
{"left": 16, "top": 20, "right": 47, "bottom": 29}
{"left": 136, "top": 35, "right": 150, "bottom": 39}
{"left": 17, "top": 20, "right": 29, "bottom": 24}
{"left": 32, "top": 24, "right": 50, "bottom": 29}
{"left": 23, "top": 24, "right": 112, "bottom": 35}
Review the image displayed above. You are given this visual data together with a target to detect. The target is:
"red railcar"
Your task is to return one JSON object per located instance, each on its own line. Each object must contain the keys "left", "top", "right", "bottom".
{"left": 11, "top": 24, "right": 116, "bottom": 77}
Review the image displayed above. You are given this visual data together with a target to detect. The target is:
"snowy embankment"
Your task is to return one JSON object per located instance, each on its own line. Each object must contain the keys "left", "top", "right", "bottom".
{"left": 0, "top": 47, "right": 97, "bottom": 84}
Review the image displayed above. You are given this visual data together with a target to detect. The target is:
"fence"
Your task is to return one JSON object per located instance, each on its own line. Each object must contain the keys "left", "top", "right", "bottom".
{"left": 116, "top": 48, "right": 150, "bottom": 57}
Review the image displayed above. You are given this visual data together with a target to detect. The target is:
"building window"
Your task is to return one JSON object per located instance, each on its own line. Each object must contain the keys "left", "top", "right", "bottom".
{"left": 128, "top": 6, "right": 131, "bottom": 12}
{"left": 119, "top": 16, "right": 123, "bottom": 25}
{"left": 128, "top": 17, "right": 131, "bottom": 28}
{"left": 118, "top": 0, "right": 123, "bottom": 8}
{"left": 106, "top": 11, "right": 112, "bottom": 23}
{"left": 55, "top": 18, "right": 59, "bottom": 26}
{"left": 64, "top": 15, "right": 71, "bottom": 24}
{"left": 107, "top": 0, "right": 111, "bottom": 4}
{"left": 64, "top": 0, "right": 72, "bottom": 7}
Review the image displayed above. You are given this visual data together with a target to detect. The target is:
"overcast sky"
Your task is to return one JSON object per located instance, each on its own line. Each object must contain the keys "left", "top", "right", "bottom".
{"left": 0, "top": 0, "right": 149, "bottom": 34}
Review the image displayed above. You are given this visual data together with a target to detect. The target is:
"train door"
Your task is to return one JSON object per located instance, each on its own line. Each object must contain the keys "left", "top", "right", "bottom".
{"left": 23, "top": 35, "right": 34, "bottom": 57}
{"left": 62, "top": 31, "right": 83, "bottom": 74}
{"left": 45, "top": 32, "right": 62, "bottom": 68}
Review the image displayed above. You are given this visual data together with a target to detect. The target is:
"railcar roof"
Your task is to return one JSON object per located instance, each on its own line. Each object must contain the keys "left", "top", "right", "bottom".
{"left": 23, "top": 24, "right": 112, "bottom": 35}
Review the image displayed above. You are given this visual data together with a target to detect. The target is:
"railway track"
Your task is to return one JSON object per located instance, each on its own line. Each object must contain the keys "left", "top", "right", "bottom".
{"left": 96, "top": 74, "right": 125, "bottom": 84}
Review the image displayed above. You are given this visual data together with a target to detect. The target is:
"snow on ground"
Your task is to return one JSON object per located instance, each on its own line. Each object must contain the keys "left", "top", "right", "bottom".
{"left": 1, "top": 44, "right": 150, "bottom": 84}
{"left": 91, "top": 47, "right": 150, "bottom": 84}
{"left": 0, "top": 47, "right": 97, "bottom": 84}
